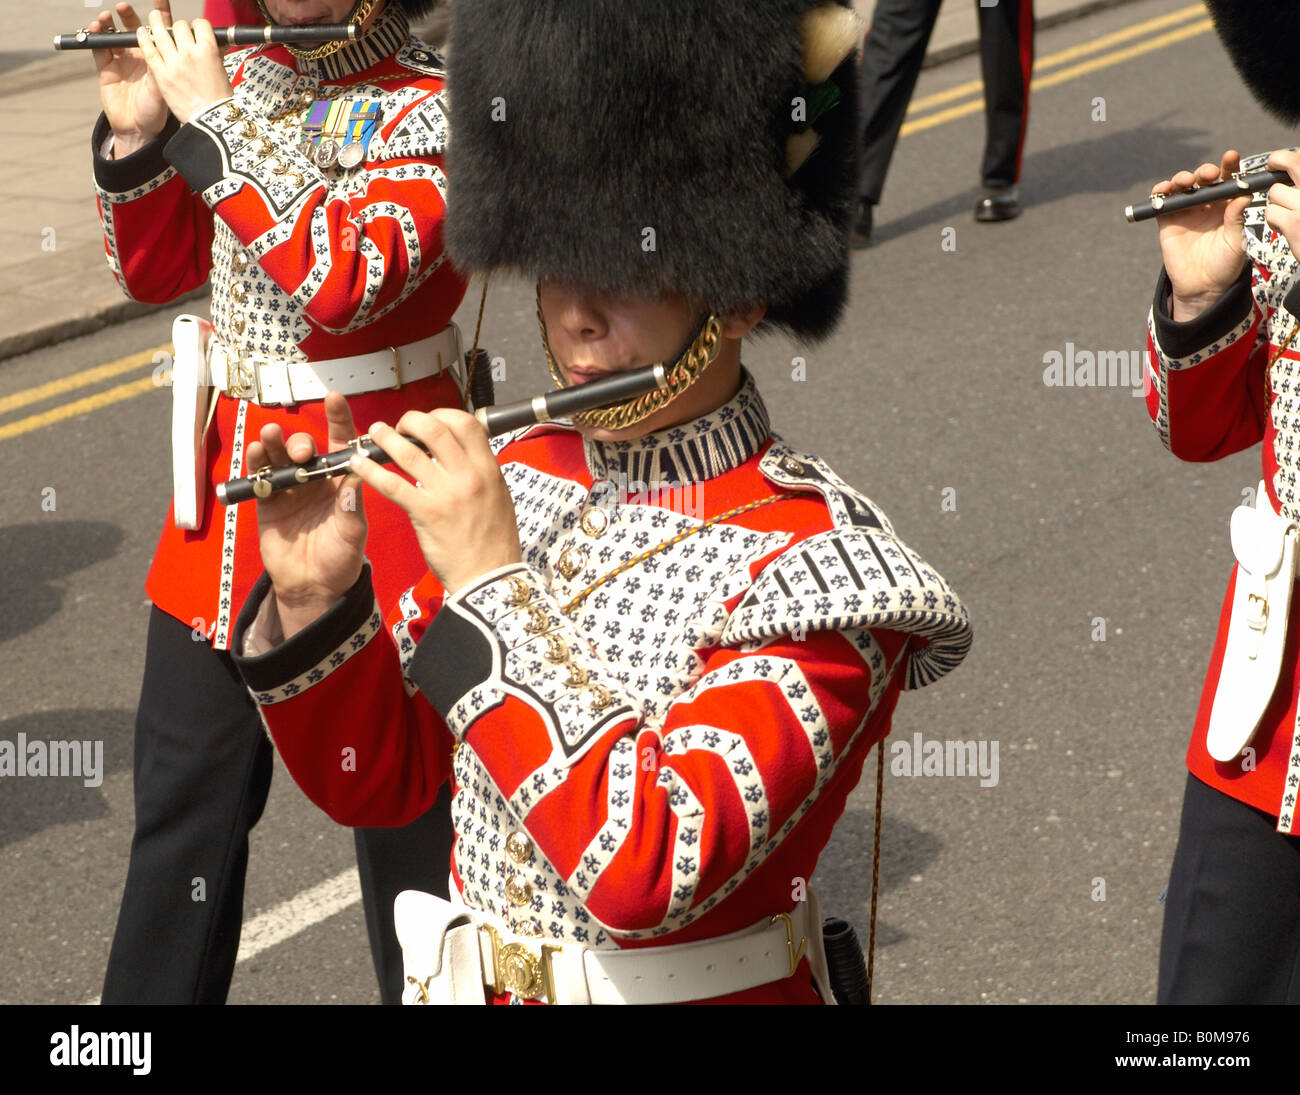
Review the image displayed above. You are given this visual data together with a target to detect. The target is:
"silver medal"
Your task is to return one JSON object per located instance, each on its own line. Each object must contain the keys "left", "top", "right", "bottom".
{"left": 314, "top": 140, "right": 338, "bottom": 169}
{"left": 337, "top": 141, "right": 364, "bottom": 169}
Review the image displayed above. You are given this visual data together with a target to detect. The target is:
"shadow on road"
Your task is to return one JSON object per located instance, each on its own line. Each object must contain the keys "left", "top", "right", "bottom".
{"left": 0, "top": 707, "right": 132, "bottom": 848}
{"left": 0, "top": 521, "right": 124, "bottom": 644}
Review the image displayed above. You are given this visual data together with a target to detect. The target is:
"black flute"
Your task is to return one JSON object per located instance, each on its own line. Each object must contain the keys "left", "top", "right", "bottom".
{"left": 215, "top": 363, "right": 668, "bottom": 505}
{"left": 1125, "top": 169, "right": 1292, "bottom": 223}
{"left": 53, "top": 23, "right": 357, "bottom": 50}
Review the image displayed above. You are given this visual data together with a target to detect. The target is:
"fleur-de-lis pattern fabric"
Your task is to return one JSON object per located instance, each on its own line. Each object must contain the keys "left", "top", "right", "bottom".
{"left": 235, "top": 375, "right": 972, "bottom": 989}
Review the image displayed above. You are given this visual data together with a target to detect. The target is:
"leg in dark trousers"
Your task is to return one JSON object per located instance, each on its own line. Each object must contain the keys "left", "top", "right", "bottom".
{"left": 856, "top": 0, "right": 944, "bottom": 207}
{"left": 976, "top": 0, "right": 1034, "bottom": 188}
{"left": 354, "top": 784, "right": 455, "bottom": 1005}
{"left": 1159, "top": 773, "right": 1300, "bottom": 1003}
{"left": 103, "top": 607, "right": 274, "bottom": 1003}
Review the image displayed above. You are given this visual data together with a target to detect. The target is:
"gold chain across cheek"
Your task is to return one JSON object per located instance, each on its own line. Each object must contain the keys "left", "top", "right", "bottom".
{"left": 536, "top": 293, "right": 723, "bottom": 431}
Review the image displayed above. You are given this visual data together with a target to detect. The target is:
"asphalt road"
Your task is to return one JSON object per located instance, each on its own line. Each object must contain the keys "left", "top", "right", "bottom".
{"left": 0, "top": 0, "right": 1274, "bottom": 1007}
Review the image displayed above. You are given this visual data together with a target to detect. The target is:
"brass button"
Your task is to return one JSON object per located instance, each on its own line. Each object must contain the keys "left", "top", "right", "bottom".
{"left": 504, "top": 576, "right": 532, "bottom": 606}
{"left": 505, "top": 874, "right": 532, "bottom": 907}
{"left": 556, "top": 547, "right": 586, "bottom": 580}
{"left": 523, "top": 605, "right": 549, "bottom": 634}
{"left": 564, "top": 664, "right": 589, "bottom": 688}
{"left": 231, "top": 253, "right": 248, "bottom": 273}
{"left": 581, "top": 507, "right": 609, "bottom": 538}
{"left": 544, "top": 635, "right": 568, "bottom": 664}
{"left": 240, "top": 120, "right": 258, "bottom": 139}
{"left": 587, "top": 683, "right": 613, "bottom": 711}
{"left": 299, "top": 90, "right": 316, "bottom": 108}
{"left": 256, "top": 138, "right": 274, "bottom": 156}
{"left": 230, "top": 314, "right": 246, "bottom": 335}
{"left": 231, "top": 283, "right": 247, "bottom": 303}
{"left": 780, "top": 456, "right": 805, "bottom": 476}
{"left": 505, "top": 831, "right": 533, "bottom": 864}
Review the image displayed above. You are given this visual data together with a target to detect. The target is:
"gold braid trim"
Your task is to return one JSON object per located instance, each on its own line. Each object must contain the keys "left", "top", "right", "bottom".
{"left": 255, "top": 0, "right": 376, "bottom": 60}
{"left": 537, "top": 291, "right": 723, "bottom": 432}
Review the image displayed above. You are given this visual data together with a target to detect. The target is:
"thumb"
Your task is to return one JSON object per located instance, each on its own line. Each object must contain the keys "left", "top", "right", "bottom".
{"left": 323, "top": 390, "right": 360, "bottom": 452}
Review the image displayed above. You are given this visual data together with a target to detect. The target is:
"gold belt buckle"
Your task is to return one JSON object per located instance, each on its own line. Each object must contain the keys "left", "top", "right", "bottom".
{"left": 227, "top": 353, "right": 257, "bottom": 400}
{"left": 479, "top": 924, "right": 561, "bottom": 1004}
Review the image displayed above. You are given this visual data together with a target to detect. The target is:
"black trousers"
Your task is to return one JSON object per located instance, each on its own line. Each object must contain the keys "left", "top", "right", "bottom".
{"left": 102, "top": 606, "right": 453, "bottom": 1004}
{"left": 857, "top": 0, "right": 1034, "bottom": 204}
{"left": 1159, "top": 772, "right": 1300, "bottom": 1003}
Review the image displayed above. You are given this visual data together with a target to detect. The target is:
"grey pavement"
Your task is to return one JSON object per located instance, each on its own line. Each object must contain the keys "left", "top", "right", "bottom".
{"left": 0, "top": 0, "right": 1139, "bottom": 362}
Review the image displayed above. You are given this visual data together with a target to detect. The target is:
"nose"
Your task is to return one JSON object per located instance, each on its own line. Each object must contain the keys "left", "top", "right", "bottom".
{"left": 543, "top": 284, "right": 609, "bottom": 342}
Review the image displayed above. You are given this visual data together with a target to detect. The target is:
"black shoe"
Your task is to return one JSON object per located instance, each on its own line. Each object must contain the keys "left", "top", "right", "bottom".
{"left": 974, "top": 185, "right": 1021, "bottom": 223}
{"left": 851, "top": 199, "right": 873, "bottom": 247}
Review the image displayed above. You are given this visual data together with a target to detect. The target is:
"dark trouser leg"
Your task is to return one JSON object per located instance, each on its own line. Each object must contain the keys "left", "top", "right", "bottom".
{"left": 353, "top": 783, "right": 455, "bottom": 1005}
{"left": 976, "top": 0, "right": 1034, "bottom": 188}
{"left": 1159, "top": 773, "right": 1300, "bottom": 1003}
{"left": 856, "top": 0, "right": 945, "bottom": 206}
{"left": 102, "top": 607, "right": 273, "bottom": 1004}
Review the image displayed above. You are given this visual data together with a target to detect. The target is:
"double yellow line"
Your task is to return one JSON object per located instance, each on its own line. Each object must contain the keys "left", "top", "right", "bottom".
{"left": 901, "top": 2, "right": 1212, "bottom": 136}
{"left": 0, "top": 3, "right": 1218, "bottom": 442}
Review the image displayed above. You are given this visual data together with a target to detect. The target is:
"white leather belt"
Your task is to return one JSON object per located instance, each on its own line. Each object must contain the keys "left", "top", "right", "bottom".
{"left": 208, "top": 324, "right": 462, "bottom": 405}
{"left": 395, "top": 887, "right": 830, "bottom": 1005}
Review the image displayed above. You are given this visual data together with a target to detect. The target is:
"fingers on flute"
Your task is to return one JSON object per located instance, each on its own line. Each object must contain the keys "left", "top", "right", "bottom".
{"left": 323, "top": 391, "right": 360, "bottom": 451}
{"left": 347, "top": 426, "right": 419, "bottom": 507}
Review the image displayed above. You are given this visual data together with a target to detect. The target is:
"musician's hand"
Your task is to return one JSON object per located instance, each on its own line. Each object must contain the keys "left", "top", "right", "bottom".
{"left": 1153, "top": 150, "right": 1250, "bottom": 322}
{"left": 1266, "top": 149, "right": 1300, "bottom": 277}
{"left": 349, "top": 410, "right": 523, "bottom": 597}
{"left": 246, "top": 393, "right": 369, "bottom": 639}
{"left": 90, "top": 1, "right": 171, "bottom": 155}
{"left": 136, "top": 7, "right": 234, "bottom": 126}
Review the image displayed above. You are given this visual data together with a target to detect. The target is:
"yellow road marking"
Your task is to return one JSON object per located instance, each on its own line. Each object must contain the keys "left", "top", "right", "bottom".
{"left": 0, "top": 375, "right": 159, "bottom": 443}
{"left": 901, "top": 19, "right": 1213, "bottom": 137}
{"left": 0, "top": 344, "right": 167, "bottom": 416}
{"left": 907, "top": 2, "right": 1208, "bottom": 114}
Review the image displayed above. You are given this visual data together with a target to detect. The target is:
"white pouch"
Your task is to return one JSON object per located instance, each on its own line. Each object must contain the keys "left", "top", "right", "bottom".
{"left": 170, "top": 315, "right": 216, "bottom": 530}
{"left": 1206, "top": 481, "right": 1300, "bottom": 762}
{"left": 394, "top": 889, "right": 486, "bottom": 1005}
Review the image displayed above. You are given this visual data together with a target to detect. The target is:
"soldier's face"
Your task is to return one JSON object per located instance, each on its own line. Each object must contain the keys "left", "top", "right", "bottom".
{"left": 263, "top": 0, "right": 385, "bottom": 26}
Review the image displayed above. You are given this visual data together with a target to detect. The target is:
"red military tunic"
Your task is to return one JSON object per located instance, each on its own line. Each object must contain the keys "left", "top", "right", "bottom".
{"left": 92, "top": 2, "right": 466, "bottom": 643}
{"left": 232, "top": 372, "right": 972, "bottom": 1003}
{"left": 1145, "top": 149, "right": 1300, "bottom": 825}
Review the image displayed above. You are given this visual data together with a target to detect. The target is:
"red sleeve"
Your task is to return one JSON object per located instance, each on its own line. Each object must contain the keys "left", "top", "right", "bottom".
{"left": 92, "top": 113, "right": 215, "bottom": 304}
{"left": 162, "top": 81, "right": 453, "bottom": 334}
{"left": 1145, "top": 263, "right": 1269, "bottom": 461}
{"left": 405, "top": 563, "right": 910, "bottom": 935}
{"left": 231, "top": 566, "right": 451, "bottom": 827}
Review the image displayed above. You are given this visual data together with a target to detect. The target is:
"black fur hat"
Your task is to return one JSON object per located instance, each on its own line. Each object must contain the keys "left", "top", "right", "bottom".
{"left": 1204, "top": 0, "right": 1300, "bottom": 123}
{"left": 444, "top": 1, "right": 861, "bottom": 342}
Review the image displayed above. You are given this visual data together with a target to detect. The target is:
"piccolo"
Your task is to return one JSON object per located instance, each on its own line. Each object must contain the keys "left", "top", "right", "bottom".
{"left": 53, "top": 23, "right": 357, "bottom": 50}
{"left": 216, "top": 362, "right": 669, "bottom": 505}
{"left": 1125, "top": 168, "right": 1292, "bottom": 223}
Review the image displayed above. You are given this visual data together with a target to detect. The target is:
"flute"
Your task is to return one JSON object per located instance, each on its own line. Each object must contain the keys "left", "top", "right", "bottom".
{"left": 216, "top": 363, "right": 669, "bottom": 505}
{"left": 1125, "top": 168, "right": 1292, "bottom": 223}
{"left": 53, "top": 23, "right": 357, "bottom": 50}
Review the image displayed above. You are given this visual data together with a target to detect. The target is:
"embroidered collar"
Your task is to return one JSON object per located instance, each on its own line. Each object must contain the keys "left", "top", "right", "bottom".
{"left": 582, "top": 368, "right": 771, "bottom": 485}
{"left": 306, "top": 3, "right": 410, "bottom": 81}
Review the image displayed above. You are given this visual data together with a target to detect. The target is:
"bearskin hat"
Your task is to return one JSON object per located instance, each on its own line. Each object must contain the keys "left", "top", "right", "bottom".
{"left": 443, "top": 1, "right": 861, "bottom": 342}
{"left": 1204, "top": 0, "right": 1300, "bottom": 123}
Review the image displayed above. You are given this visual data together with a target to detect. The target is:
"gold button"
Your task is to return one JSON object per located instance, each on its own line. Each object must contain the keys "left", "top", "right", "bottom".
{"left": 505, "top": 874, "right": 532, "bottom": 907}
{"left": 504, "top": 576, "right": 532, "bottom": 607}
{"left": 780, "top": 456, "right": 805, "bottom": 476}
{"left": 240, "top": 120, "right": 258, "bottom": 139}
{"left": 231, "top": 315, "right": 246, "bottom": 335}
{"left": 231, "top": 283, "right": 247, "bottom": 303}
{"left": 564, "top": 664, "right": 589, "bottom": 688}
{"left": 581, "top": 507, "right": 609, "bottom": 537}
{"left": 523, "top": 605, "right": 549, "bottom": 634}
{"left": 231, "top": 253, "right": 248, "bottom": 273}
{"left": 556, "top": 547, "right": 586, "bottom": 580}
{"left": 587, "top": 683, "right": 613, "bottom": 711}
{"left": 505, "top": 831, "right": 533, "bottom": 864}
{"left": 300, "top": 90, "right": 316, "bottom": 108}
{"left": 544, "top": 635, "right": 568, "bottom": 664}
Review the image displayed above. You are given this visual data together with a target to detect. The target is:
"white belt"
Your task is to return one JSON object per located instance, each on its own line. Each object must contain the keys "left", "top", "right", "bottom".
{"left": 208, "top": 324, "right": 463, "bottom": 405}
{"left": 394, "top": 887, "right": 832, "bottom": 1005}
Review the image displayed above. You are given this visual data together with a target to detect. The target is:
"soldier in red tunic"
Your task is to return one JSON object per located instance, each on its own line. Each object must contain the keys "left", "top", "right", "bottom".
{"left": 87, "top": 0, "right": 462, "bottom": 1002}
{"left": 229, "top": 0, "right": 973, "bottom": 1003}
{"left": 1146, "top": 0, "right": 1300, "bottom": 1003}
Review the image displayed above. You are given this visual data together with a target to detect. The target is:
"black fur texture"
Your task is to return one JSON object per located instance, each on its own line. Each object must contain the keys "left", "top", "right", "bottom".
{"left": 1204, "top": 0, "right": 1300, "bottom": 123}
{"left": 393, "top": 0, "right": 441, "bottom": 19}
{"left": 444, "top": 0, "right": 858, "bottom": 342}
